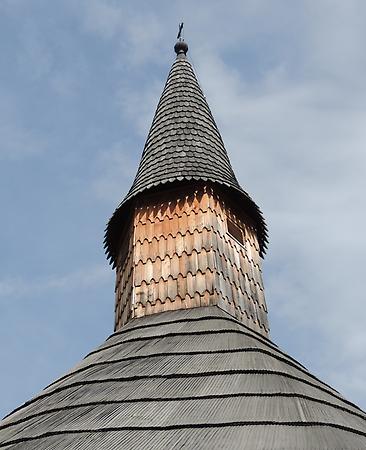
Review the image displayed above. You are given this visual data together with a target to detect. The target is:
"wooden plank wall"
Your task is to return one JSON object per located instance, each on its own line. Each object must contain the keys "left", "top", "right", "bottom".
{"left": 114, "top": 186, "right": 269, "bottom": 336}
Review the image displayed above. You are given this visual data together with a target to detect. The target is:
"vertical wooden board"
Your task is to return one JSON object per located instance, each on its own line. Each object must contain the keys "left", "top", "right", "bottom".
{"left": 136, "top": 238, "right": 147, "bottom": 263}
{"left": 193, "top": 292, "right": 201, "bottom": 307}
{"left": 158, "top": 277, "right": 168, "bottom": 302}
{"left": 250, "top": 279, "right": 259, "bottom": 305}
{"left": 135, "top": 284, "right": 147, "bottom": 307}
{"left": 169, "top": 214, "right": 179, "bottom": 236}
{"left": 155, "top": 203, "right": 166, "bottom": 222}
{"left": 218, "top": 273, "right": 228, "bottom": 300}
{"left": 184, "top": 230, "right": 194, "bottom": 254}
{"left": 154, "top": 219, "right": 163, "bottom": 238}
{"left": 145, "top": 205, "right": 154, "bottom": 223}
{"left": 182, "top": 196, "right": 191, "bottom": 217}
{"left": 208, "top": 227, "right": 217, "bottom": 250}
{"left": 177, "top": 273, "right": 188, "bottom": 298}
{"left": 166, "top": 234, "right": 175, "bottom": 256}
{"left": 222, "top": 238, "right": 233, "bottom": 266}
{"left": 175, "top": 197, "right": 184, "bottom": 217}
{"left": 153, "top": 257, "right": 162, "bottom": 283}
{"left": 257, "top": 305, "right": 269, "bottom": 331}
{"left": 147, "top": 281, "right": 157, "bottom": 305}
{"left": 186, "top": 272, "right": 195, "bottom": 297}
{"left": 134, "top": 241, "right": 142, "bottom": 263}
{"left": 216, "top": 231, "right": 225, "bottom": 255}
{"left": 133, "top": 221, "right": 143, "bottom": 242}
{"left": 238, "top": 268, "right": 246, "bottom": 294}
{"left": 208, "top": 190, "right": 217, "bottom": 211}
{"left": 188, "top": 250, "right": 199, "bottom": 274}
{"left": 256, "top": 266, "right": 264, "bottom": 289}
{"left": 215, "top": 211, "right": 227, "bottom": 236}
{"left": 134, "top": 262, "right": 143, "bottom": 286}
{"left": 245, "top": 236, "right": 253, "bottom": 260}
{"left": 200, "top": 191, "right": 210, "bottom": 211}
{"left": 192, "top": 192, "right": 201, "bottom": 212}
{"left": 161, "top": 255, "right": 171, "bottom": 280}
{"left": 252, "top": 302, "right": 260, "bottom": 325}
{"left": 204, "top": 269, "right": 215, "bottom": 294}
{"left": 195, "top": 270, "right": 207, "bottom": 294}
{"left": 193, "top": 228, "right": 203, "bottom": 252}
{"left": 197, "top": 248, "right": 211, "bottom": 272}
{"left": 237, "top": 290, "right": 248, "bottom": 313}
{"left": 196, "top": 209, "right": 206, "bottom": 229}
{"left": 244, "top": 273, "right": 252, "bottom": 298}
{"left": 149, "top": 237, "right": 159, "bottom": 261}
{"left": 134, "top": 303, "right": 145, "bottom": 318}
{"left": 201, "top": 291, "right": 211, "bottom": 307}
{"left": 145, "top": 220, "right": 155, "bottom": 240}
{"left": 201, "top": 228, "right": 212, "bottom": 250}
{"left": 225, "top": 258, "right": 234, "bottom": 283}
{"left": 204, "top": 249, "right": 215, "bottom": 271}
{"left": 175, "top": 232, "right": 185, "bottom": 255}
{"left": 179, "top": 251, "right": 189, "bottom": 276}
{"left": 231, "top": 262, "right": 240, "bottom": 288}
{"left": 178, "top": 211, "right": 189, "bottom": 233}
{"left": 145, "top": 259, "right": 154, "bottom": 283}
{"left": 137, "top": 207, "right": 146, "bottom": 225}
{"left": 213, "top": 249, "right": 222, "bottom": 274}
{"left": 167, "top": 277, "right": 178, "bottom": 300}
{"left": 158, "top": 236, "right": 167, "bottom": 260}
{"left": 171, "top": 253, "right": 180, "bottom": 279}
{"left": 251, "top": 244, "right": 260, "bottom": 266}
{"left": 246, "top": 293, "right": 256, "bottom": 321}
{"left": 187, "top": 210, "right": 198, "bottom": 233}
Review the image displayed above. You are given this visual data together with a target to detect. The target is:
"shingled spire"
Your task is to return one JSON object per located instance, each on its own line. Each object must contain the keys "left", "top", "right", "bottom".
{"left": 105, "top": 38, "right": 267, "bottom": 267}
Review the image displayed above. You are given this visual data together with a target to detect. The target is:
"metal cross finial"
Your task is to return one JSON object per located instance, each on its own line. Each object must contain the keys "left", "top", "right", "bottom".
{"left": 177, "top": 22, "right": 184, "bottom": 40}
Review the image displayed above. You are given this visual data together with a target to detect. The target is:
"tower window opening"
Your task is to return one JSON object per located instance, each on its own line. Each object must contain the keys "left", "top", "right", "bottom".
{"left": 227, "top": 218, "right": 244, "bottom": 245}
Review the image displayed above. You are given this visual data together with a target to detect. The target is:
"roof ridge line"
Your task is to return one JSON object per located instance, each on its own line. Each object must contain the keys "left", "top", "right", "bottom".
{"left": 45, "top": 347, "right": 310, "bottom": 391}
{"left": 2, "top": 392, "right": 365, "bottom": 433}
{"left": 7, "top": 369, "right": 357, "bottom": 421}
{"left": 2, "top": 421, "right": 366, "bottom": 447}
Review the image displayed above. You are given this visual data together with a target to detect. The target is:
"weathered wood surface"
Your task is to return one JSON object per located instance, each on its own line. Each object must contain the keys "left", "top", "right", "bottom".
{"left": 1, "top": 308, "right": 366, "bottom": 450}
{"left": 114, "top": 186, "right": 269, "bottom": 336}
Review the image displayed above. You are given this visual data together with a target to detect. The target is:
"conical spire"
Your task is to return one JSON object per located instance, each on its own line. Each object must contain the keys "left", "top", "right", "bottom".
{"left": 105, "top": 39, "right": 268, "bottom": 266}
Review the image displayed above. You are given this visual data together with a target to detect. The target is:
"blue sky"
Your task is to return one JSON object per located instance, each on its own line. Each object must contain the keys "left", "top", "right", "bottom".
{"left": 1, "top": 0, "right": 366, "bottom": 417}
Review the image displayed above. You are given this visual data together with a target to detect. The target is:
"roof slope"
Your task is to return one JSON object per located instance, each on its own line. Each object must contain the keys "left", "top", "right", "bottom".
{"left": 1, "top": 306, "right": 365, "bottom": 449}
{"left": 104, "top": 52, "right": 267, "bottom": 266}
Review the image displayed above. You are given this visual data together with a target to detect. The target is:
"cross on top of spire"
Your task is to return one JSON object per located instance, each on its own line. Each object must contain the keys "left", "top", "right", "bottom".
{"left": 174, "top": 22, "right": 188, "bottom": 57}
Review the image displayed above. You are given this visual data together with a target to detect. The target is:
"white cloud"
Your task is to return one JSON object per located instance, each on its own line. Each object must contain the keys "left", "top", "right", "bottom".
{"left": 92, "top": 141, "right": 138, "bottom": 203}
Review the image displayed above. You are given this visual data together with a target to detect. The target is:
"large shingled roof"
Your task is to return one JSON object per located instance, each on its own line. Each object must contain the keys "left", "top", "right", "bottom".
{"left": 104, "top": 47, "right": 268, "bottom": 267}
{"left": 1, "top": 307, "right": 366, "bottom": 449}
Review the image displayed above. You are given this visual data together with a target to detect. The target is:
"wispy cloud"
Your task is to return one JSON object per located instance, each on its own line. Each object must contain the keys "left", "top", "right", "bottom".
{"left": 0, "top": 265, "right": 112, "bottom": 300}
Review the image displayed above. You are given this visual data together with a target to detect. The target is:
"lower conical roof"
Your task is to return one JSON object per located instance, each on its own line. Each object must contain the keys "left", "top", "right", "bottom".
{"left": 1, "top": 307, "right": 365, "bottom": 449}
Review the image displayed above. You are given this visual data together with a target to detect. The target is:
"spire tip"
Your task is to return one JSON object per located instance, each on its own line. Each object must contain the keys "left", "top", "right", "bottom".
{"left": 174, "top": 22, "right": 188, "bottom": 58}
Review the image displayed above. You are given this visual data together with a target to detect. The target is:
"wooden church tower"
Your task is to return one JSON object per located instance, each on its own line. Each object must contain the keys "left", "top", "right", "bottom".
{"left": 1, "top": 37, "right": 366, "bottom": 449}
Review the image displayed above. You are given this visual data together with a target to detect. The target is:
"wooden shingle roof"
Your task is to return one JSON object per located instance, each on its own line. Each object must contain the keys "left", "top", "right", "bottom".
{"left": 104, "top": 48, "right": 268, "bottom": 267}
{"left": 1, "top": 307, "right": 366, "bottom": 449}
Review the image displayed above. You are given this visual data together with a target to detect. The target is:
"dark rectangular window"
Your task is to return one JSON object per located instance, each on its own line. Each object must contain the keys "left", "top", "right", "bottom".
{"left": 227, "top": 218, "right": 244, "bottom": 245}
